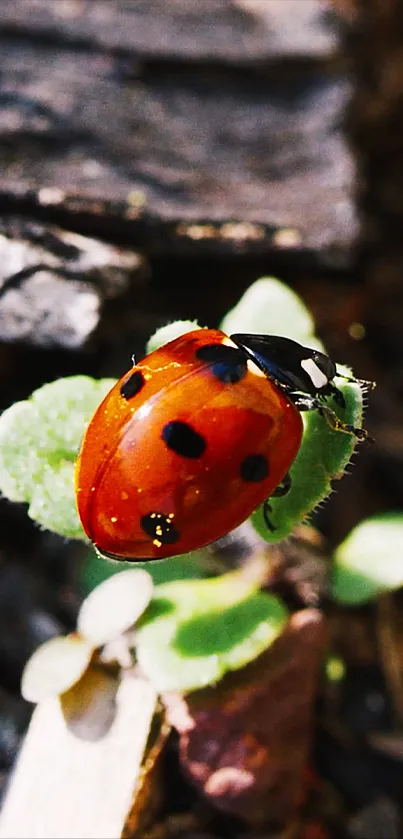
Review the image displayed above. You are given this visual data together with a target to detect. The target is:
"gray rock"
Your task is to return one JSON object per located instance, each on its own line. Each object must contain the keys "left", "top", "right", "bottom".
{"left": 0, "top": 219, "right": 145, "bottom": 348}
{"left": 0, "top": 0, "right": 339, "bottom": 62}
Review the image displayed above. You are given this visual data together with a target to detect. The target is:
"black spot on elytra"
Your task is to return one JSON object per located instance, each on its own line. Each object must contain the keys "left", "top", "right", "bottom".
{"left": 196, "top": 343, "right": 247, "bottom": 384}
{"left": 120, "top": 370, "right": 145, "bottom": 400}
{"left": 162, "top": 420, "right": 206, "bottom": 459}
{"left": 140, "top": 512, "right": 180, "bottom": 545}
{"left": 240, "top": 453, "right": 270, "bottom": 483}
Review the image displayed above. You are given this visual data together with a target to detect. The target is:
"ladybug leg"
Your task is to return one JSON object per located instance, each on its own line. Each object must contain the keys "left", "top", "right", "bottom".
{"left": 291, "top": 395, "right": 369, "bottom": 441}
{"left": 271, "top": 471, "right": 291, "bottom": 497}
{"left": 327, "top": 384, "right": 345, "bottom": 409}
{"left": 262, "top": 473, "right": 292, "bottom": 532}
{"left": 320, "top": 405, "right": 370, "bottom": 441}
{"left": 263, "top": 499, "right": 276, "bottom": 532}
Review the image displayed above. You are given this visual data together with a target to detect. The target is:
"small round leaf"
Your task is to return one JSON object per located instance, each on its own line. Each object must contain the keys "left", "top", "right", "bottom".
{"left": 332, "top": 513, "right": 403, "bottom": 605}
{"left": 78, "top": 569, "right": 154, "bottom": 647}
{"left": 146, "top": 320, "right": 202, "bottom": 354}
{"left": 22, "top": 635, "right": 93, "bottom": 703}
{"left": 0, "top": 376, "right": 115, "bottom": 539}
{"left": 220, "top": 277, "right": 319, "bottom": 347}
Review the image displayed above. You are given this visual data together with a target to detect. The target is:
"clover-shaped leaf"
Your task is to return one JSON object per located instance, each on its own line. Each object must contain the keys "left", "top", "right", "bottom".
{"left": 22, "top": 570, "right": 154, "bottom": 705}
{"left": 332, "top": 513, "right": 403, "bottom": 604}
{"left": 136, "top": 571, "right": 288, "bottom": 692}
{"left": 0, "top": 376, "right": 115, "bottom": 538}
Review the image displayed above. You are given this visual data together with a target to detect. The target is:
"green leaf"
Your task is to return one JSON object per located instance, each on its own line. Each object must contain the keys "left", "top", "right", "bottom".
{"left": 80, "top": 547, "right": 210, "bottom": 595}
{"left": 0, "top": 276, "right": 368, "bottom": 566}
{"left": 251, "top": 371, "right": 366, "bottom": 543}
{"left": 332, "top": 513, "right": 403, "bottom": 604}
{"left": 136, "top": 571, "right": 288, "bottom": 692}
{"left": 146, "top": 320, "right": 202, "bottom": 354}
{"left": 0, "top": 376, "right": 115, "bottom": 539}
{"left": 220, "top": 277, "right": 322, "bottom": 348}
{"left": 218, "top": 277, "right": 369, "bottom": 542}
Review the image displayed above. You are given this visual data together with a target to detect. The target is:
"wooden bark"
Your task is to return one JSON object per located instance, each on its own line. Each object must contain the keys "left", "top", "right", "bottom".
{"left": 0, "top": 1, "right": 355, "bottom": 264}
{"left": 0, "top": 671, "right": 158, "bottom": 839}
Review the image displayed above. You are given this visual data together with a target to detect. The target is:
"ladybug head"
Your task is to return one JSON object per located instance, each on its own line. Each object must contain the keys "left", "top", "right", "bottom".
{"left": 230, "top": 334, "right": 339, "bottom": 400}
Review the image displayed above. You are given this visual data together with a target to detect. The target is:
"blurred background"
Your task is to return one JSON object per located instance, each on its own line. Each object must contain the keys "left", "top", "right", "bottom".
{"left": 0, "top": 1, "right": 403, "bottom": 836}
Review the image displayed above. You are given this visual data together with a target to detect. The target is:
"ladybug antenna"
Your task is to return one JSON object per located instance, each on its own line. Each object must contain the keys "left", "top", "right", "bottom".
{"left": 336, "top": 371, "right": 376, "bottom": 391}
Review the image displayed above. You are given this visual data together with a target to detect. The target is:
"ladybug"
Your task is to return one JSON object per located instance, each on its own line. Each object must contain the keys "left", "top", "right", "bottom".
{"left": 75, "top": 329, "right": 368, "bottom": 561}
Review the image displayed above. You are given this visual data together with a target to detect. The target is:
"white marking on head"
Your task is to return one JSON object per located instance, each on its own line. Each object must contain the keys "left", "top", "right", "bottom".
{"left": 300, "top": 358, "right": 328, "bottom": 390}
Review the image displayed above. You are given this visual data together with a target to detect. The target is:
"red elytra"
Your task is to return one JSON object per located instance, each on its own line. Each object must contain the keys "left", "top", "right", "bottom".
{"left": 75, "top": 329, "right": 303, "bottom": 560}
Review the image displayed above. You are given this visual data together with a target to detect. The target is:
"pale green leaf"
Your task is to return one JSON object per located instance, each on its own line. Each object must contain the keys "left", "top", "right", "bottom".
{"left": 78, "top": 569, "right": 153, "bottom": 647}
{"left": 0, "top": 376, "right": 115, "bottom": 539}
{"left": 146, "top": 320, "right": 202, "bottom": 354}
{"left": 332, "top": 513, "right": 403, "bottom": 604}
{"left": 137, "top": 572, "right": 288, "bottom": 692}
{"left": 220, "top": 277, "right": 321, "bottom": 348}
{"left": 22, "top": 635, "right": 93, "bottom": 703}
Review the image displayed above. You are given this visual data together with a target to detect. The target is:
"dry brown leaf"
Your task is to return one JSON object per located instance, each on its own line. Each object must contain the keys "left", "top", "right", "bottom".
{"left": 125, "top": 713, "right": 171, "bottom": 839}
{"left": 163, "top": 609, "right": 327, "bottom": 828}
